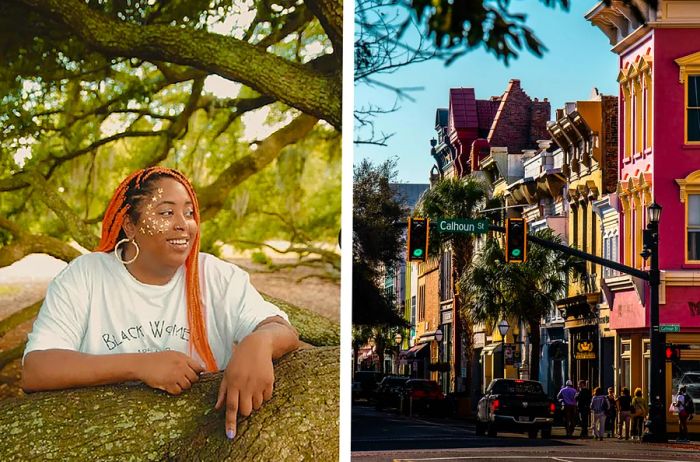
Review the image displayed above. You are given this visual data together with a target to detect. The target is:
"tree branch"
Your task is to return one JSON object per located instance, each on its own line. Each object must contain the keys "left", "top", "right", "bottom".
{"left": 256, "top": 6, "right": 314, "bottom": 49}
{"left": 19, "top": 0, "right": 341, "bottom": 129}
{"left": 23, "top": 172, "right": 99, "bottom": 250}
{"left": 304, "top": 0, "right": 343, "bottom": 56}
{"left": 197, "top": 114, "right": 318, "bottom": 220}
{"left": 0, "top": 347, "right": 339, "bottom": 461}
{"left": 0, "top": 233, "right": 82, "bottom": 267}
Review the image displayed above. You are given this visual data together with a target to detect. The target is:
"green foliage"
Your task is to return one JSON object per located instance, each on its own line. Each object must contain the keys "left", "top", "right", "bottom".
{"left": 459, "top": 228, "right": 585, "bottom": 325}
{"left": 417, "top": 176, "right": 490, "bottom": 259}
{"left": 353, "top": 158, "right": 408, "bottom": 327}
{"left": 251, "top": 251, "right": 271, "bottom": 266}
{"left": 0, "top": 0, "right": 339, "bottom": 269}
{"left": 353, "top": 158, "right": 406, "bottom": 268}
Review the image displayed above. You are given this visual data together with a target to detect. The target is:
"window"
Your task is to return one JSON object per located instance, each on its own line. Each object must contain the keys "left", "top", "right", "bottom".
{"left": 689, "top": 76, "right": 700, "bottom": 142}
{"left": 621, "top": 340, "right": 631, "bottom": 391}
{"left": 688, "top": 194, "right": 700, "bottom": 261}
{"left": 411, "top": 295, "right": 417, "bottom": 326}
{"left": 439, "top": 251, "right": 452, "bottom": 301}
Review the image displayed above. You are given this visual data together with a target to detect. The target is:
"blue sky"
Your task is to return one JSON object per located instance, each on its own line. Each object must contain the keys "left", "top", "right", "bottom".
{"left": 354, "top": 1, "right": 620, "bottom": 183}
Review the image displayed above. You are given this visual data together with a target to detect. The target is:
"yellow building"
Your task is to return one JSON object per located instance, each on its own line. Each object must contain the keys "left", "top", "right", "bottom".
{"left": 548, "top": 94, "right": 618, "bottom": 389}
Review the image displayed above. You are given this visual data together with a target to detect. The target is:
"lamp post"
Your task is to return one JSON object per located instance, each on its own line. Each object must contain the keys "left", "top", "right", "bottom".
{"left": 498, "top": 319, "right": 510, "bottom": 379}
{"left": 642, "top": 202, "right": 665, "bottom": 442}
{"left": 435, "top": 328, "right": 444, "bottom": 388}
{"left": 395, "top": 333, "right": 403, "bottom": 375}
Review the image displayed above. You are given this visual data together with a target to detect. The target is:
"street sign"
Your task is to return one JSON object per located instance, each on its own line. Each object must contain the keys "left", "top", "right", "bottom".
{"left": 659, "top": 324, "right": 680, "bottom": 333}
{"left": 437, "top": 218, "right": 489, "bottom": 234}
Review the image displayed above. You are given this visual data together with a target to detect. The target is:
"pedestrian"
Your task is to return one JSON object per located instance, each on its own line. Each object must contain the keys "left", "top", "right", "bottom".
{"left": 591, "top": 387, "right": 610, "bottom": 441}
{"left": 630, "top": 387, "right": 648, "bottom": 441}
{"left": 21, "top": 167, "right": 300, "bottom": 441}
{"left": 575, "top": 379, "right": 592, "bottom": 438}
{"left": 616, "top": 387, "right": 632, "bottom": 440}
{"left": 557, "top": 379, "right": 578, "bottom": 437}
{"left": 605, "top": 387, "right": 617, "bottom": 438}
{"left": 675, "top": 385, "right": 696, "bottom": 442}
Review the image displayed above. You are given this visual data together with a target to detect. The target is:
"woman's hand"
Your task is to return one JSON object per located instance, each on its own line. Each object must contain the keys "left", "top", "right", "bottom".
{"left": 137, "top": 351, "right": 205, "bottom": 395}
{"left": 215, "top": 333, "right": 274, "bottom": 440}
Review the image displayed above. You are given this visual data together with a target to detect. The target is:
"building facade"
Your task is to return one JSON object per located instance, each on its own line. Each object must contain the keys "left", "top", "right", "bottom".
{"left": 548, "top": 94, "right": 618, "bottom": 391}
{"left": 588, "top": 0, "right": 700, "bottom": 432}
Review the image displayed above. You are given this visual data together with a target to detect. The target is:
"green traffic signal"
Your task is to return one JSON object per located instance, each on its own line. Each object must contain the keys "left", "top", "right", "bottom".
{"left": 408, "top": 217, "right": 429, "bottom": 262}
{"left": 505, "top": 217, "right": 527, "bottom": 263}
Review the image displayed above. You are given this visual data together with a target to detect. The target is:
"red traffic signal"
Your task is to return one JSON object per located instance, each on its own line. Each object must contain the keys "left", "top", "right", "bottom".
{"left": 665, "top": 345, "right": 681, "bottom": 361}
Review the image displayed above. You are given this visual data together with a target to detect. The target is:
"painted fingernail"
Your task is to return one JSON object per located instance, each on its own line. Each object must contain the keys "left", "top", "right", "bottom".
{"left": 226, "top": 429, "right": 235, "bottom": 440}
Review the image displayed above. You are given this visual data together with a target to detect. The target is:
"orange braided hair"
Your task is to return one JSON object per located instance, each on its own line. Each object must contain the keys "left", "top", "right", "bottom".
{"left": 95, "top": 167, "right": 218, "bottom": 372}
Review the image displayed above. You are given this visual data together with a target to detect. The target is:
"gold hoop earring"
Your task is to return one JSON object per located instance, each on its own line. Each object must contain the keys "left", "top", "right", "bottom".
{"left": 115, "top": 238, "right": 139, "bottom": 265}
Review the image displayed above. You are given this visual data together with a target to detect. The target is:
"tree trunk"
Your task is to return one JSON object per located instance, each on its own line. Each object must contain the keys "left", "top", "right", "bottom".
{"left": 0, "top": 347, "right": 338, "bottom": 461}
{"left": 374, "top": 333, "right": 386, "bottom": 374}
{"left": 528, "top": 318, "right": 541, "bottom": 382}
{"left": 264, "top": 295, "right": 339, "bottom": 347}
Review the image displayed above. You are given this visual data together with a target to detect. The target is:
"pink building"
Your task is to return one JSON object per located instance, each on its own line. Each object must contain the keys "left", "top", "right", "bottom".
{"left": 588, "top": 1, "right": 700, "bottom": 433}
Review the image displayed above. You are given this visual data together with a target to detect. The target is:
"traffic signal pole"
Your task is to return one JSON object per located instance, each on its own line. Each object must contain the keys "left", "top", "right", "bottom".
{"left": 489, "top": 225, "right": 649, "bottom": 281}
{"left": 490, "top": 224, "right": 666, "bottom": 441}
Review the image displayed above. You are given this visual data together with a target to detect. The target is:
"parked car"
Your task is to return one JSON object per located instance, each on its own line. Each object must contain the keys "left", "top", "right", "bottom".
{"left": 476, "top": 378, "right": 556, "bottom": 439}
{"left": 399, "top": 379, "right": 445, "bottom": 415}
{"left": 352, "top": 371, "right": 384, "bottom": 402}
{"left": 374, "top": 375, "right": 410, "bottom": 410}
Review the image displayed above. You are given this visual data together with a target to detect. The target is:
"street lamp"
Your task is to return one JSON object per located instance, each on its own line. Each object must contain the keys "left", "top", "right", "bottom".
{"left": 498, "top": 319, "right": 510, "bottom": 379}
{"left": 643, "top": 202, "right": 665, "bottom": 442}
{"left": 434, "top": 328, "right": 444, "bottom": 388}
{"left": 394, "top": 333, "right": 403, "bottom": 375}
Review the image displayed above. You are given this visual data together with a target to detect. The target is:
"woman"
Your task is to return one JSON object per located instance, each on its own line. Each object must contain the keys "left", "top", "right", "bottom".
{"left": 590, "top": 387, "right": 610, "bottom": 441}
{"left": 675, "top": 385, "right": 694, "bottom": 442}
{"left": 630, "top": 387, "right": 648, "bottom": 441}
{"left": 21, "top": 167, "right": 300, "bottom": 440}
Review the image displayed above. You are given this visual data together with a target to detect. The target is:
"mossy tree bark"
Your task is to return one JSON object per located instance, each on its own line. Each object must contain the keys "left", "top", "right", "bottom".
{"left": 0, "top": 347, "right": 339, "bottom": 461}
{"left": 17, "top": 0, "right": 342, "bottom": 129}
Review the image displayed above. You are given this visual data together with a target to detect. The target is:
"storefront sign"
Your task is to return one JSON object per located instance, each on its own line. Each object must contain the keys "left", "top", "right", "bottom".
{"left": 574, "top": 339, "right": 596, "bottom": 360}
{"left": 441, "top": 310, "right": 453, "bottom": 324}
{"left": 474, "top": 332, "right": 486, "bottom": 348}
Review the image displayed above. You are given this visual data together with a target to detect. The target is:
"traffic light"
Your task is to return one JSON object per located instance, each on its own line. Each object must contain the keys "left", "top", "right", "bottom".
{"left": 407, "top": 217, "right": 429, "bottom": 262}
{"left": 665, "top": 344, "right": 682, "bottom": 362}
{"left": 505, "top": 217, "right": 527, "bottom": 263}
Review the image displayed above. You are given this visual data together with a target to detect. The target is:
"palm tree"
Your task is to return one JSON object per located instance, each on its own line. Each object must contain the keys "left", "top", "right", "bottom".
{"left": 416, "top": 176, "right": 496, "bottom": 393}
{"left": 459, "top": 228, "right": 585, "bottom": 380}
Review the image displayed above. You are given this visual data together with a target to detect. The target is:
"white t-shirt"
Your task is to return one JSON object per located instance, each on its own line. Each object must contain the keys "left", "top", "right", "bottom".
{"left": 24, "top": 252, "right": 288, "bottom": 369}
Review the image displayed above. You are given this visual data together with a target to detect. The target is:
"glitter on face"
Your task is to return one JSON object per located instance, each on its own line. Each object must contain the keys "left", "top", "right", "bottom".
{"left": 138, "top": 188, "right": 165, "bottom": 236}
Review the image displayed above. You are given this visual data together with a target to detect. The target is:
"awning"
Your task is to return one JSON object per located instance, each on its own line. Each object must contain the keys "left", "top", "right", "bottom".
{"left": 404, "top": 342, "right": 429, "bottom": 359}
{"left": 419, "top": 330, "right": 439, "bottom": 342}
{"left": 481, "top": 343, "right": 502, "bottom": 355}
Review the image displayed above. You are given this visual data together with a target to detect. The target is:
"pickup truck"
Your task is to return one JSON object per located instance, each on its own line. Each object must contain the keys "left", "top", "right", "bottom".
{"left": 476, "top": 378, "right": 556, "bottom": 439}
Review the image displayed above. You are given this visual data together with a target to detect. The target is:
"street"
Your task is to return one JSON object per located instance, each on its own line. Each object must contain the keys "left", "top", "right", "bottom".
{"left": 351, "top": 404, "right": 700, "bottom": 462}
